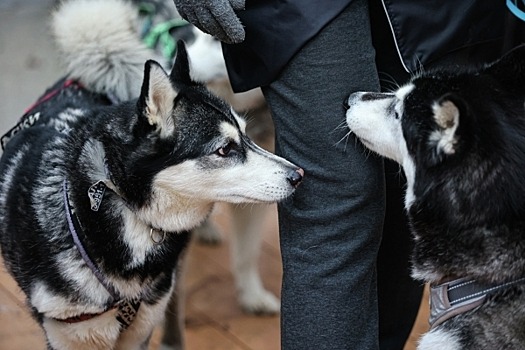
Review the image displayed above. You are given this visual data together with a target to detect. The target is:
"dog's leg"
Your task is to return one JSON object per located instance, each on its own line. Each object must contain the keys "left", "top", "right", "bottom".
{"left": 230, "top": 203, "right": 280, "bottom": 314}
{"left": 160, "top": 257, "right": 187, "bottom": 350}
{"left": 193, "top": 216, "right": 222, "bottom": 245}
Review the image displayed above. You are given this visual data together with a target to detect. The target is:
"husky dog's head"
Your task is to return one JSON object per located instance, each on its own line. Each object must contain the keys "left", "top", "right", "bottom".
{"left": 345, "top": 45, "right": 525, "bottom": 213}
{"left": 103, "top": 42, "right": 303, "bottom": 231}
{"left": 345, "top": 45, "right": 525, "bottom": 282}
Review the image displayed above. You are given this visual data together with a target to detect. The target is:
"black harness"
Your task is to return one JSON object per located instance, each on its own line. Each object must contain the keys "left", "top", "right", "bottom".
{"left": 429, "top": 276, "right": 525, "bottom": 328}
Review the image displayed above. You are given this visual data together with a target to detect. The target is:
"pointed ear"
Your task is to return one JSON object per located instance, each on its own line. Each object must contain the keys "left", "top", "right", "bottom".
{"left": 170, "top": 40, "right": 198, "bottom": 86}
{"left": 138, "top": 60, "right": 177, "bottom": 137}
{"left": 430, "top": 95, "right": 461, "bottom": 157}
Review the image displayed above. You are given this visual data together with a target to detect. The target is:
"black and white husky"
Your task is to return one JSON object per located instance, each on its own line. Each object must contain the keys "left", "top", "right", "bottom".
{"left": 345, "top": 46, "right": 525, "bottom": 349}
{"left": 0, "top": 0, "right": 303, "bottom": 349}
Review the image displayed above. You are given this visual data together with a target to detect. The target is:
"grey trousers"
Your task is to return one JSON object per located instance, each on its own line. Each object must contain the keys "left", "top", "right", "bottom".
{"left": 261, "top": 0, "right": 385, "bottom": 349}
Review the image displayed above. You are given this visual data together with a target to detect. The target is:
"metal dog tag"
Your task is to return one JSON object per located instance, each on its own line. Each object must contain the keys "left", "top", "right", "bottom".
{"left": 88, "top": 181, "right": 106, "bottom": 211}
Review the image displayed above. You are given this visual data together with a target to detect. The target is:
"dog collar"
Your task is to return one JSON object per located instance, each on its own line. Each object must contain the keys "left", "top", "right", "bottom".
{"left": 88, "top": 162, "right": 168, "bottom": 244}
{"left": 62, "top": 179, "right": 142, "bottom": 329}
{"left": 429, "top": 276, "right": 525, "bottom": 328}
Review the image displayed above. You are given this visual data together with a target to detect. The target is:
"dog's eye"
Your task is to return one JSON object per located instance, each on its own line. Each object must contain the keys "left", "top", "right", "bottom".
{"left": 217, "top": 142, "right": 235, "bottom": 157}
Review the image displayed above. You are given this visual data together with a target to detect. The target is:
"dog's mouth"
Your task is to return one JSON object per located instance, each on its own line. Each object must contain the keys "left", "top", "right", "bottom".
{"left": 229, "top": 194, "right": 290, "bottom": 204}
{"left": 357, "top": 136, "right": 374, "bottom": 149}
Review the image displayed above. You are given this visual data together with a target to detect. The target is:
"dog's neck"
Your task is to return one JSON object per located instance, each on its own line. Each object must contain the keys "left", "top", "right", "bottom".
{"left": 136, "top": 189, "right": 214, "bottom": 234}
{"left": 78, "top": 138, "right": 214, "bottom": 236}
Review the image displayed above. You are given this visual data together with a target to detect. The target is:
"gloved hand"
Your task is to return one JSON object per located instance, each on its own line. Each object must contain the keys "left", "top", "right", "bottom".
{"left": 174, "top": 0, "right": 245, "bottom": 44}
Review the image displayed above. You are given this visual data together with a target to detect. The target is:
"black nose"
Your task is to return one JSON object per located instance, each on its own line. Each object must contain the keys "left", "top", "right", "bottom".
{"left": 361, "top": 92, "right": 393, "bottom": 101}
{"left": 343, "top": 97, "right": 350, "bottom": 110}
{"left": 287, "top": 168, "right": 304, "bottom": 188}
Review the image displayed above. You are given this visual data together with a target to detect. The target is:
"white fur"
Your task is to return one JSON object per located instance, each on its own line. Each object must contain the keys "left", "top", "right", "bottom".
{"left": 220, "top": 121, "right": 242, "bottom": 143}
{"left": 145, "top": 63, "right": 178, "bottom": 137}
{"left": 41, "top": 289, "right": 172, "bottom": 350}
{"left": 429, "top": 101, "right": 460, "bottom": 155}
{"left": 51, "top": 0, "right": 155, "bottom": 101}
{"left": 229, "top": 204, "right": 280, "bottom": 313}
{"left": 120, "top": 204, "right": 163, "bottom": 269}
{"left": 186, "top": 29, "right": 228, "bottom": 83}
{"left": 345, "top": 84, "right": 416, "bottom": 209}
{"left": 43, "top": 310, "right": 122, "bottom": 350}
{"left": 232, "top": 109, "right": 247, "bottom": 132}
{"left": 32, "top": 3, "right": 298, "bottom": 349}
{"left": 418, "top": 328, "right": 462, "bottom": 350}
{"left": 0, "top": 145, "right": 30, "bottom": 217}
{"left": 31, "top": 281, "right": 106, "bottom": 320}
{"left": 150, "top": 151, "right": 296, "bottom": 207}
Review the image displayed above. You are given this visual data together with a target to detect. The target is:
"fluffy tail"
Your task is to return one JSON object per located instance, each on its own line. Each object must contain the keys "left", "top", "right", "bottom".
{"left": 51, "top": 0, "right": 154, "bottom": 102}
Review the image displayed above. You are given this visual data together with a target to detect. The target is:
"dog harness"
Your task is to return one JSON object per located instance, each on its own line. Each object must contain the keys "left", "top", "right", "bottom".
{"left": 0, "top": 80, "right": 81, "bottom": 151}
{"left": 429, "top": 276, "right": 525, "bottom": 328}
{"left": 62, "top": 180, "right": 142, "bottom": 328}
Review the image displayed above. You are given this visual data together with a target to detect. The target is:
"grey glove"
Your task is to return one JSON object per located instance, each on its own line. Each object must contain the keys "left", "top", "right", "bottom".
{"left": 174, "top": 0, "right": 245, "bottom": 44}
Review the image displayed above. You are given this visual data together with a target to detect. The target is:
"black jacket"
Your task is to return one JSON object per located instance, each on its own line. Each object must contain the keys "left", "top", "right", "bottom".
{"left": 223, "top": 0, "right": 351, "bottom": 92}
{"left": 224, "top": 0, "right": 525, "bottom": 92}
{"left": 377, "top": 0, "right": 525, "bottom": 73}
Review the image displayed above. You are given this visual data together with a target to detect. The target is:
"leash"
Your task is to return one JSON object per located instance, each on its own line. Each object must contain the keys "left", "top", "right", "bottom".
{"left": 429, "top": 276, "right": 525, "bottom": 328}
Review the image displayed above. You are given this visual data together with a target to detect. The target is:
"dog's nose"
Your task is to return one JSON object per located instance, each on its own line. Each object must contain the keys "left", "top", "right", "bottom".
{"left": 361, "top": 92, "right": 393, "bottom": 101}
{"left": 287, "top": 168, "right": 304, "bottom": 188}
{"left": 343, "top": 97, "right": 350, "bottom": 110}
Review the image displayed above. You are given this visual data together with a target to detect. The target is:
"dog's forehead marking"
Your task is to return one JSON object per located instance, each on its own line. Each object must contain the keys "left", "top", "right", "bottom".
{"left": 396, "top": 83, "right": 415, "bottom": 100}
{"left": 220, "top": 120, "right": 241, "bottom": 142}
{"left": 231, "top": 108, "right": 246, "bottom": 133}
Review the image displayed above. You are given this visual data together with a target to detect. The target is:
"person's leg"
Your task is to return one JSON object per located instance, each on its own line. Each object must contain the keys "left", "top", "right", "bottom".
{"left": 377, "top": 160, "right": 424, "bottom": 350}
{"left": 367, "top": 2, "right": 425, "bottom": 347}
{"left": 262, "top": 0, "right": 385, "bottom": 348}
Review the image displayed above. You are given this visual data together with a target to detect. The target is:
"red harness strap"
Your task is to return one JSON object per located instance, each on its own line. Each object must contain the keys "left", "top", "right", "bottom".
{"left": 59, "top": 306, "right": 116, "bottom": 324}
{"left": 1, "top": 80, "right": 84, "bottom": 151}
{"left": 23, "top": 79, "right": 81, "bottom": 114}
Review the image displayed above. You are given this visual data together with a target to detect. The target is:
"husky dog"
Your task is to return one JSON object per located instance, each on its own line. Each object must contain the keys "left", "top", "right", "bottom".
{"left": 133, "top": 0, "right": 282, "bottom": 320}
{"left": 0, "top": 0, "right": 303, "bottom": 349}
{"left": 345, "top": 46, "right": 525, "bottom": 349}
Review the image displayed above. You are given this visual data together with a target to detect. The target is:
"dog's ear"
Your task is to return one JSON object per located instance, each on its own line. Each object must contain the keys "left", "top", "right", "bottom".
{"left": 137, "top": 60, "right": 177, "bottom": 137}
{"left": 170, "top": 40, "right": 197, "bottom": 86}
{"left": 429, "top": 94, "right": 462, "bottom": 160}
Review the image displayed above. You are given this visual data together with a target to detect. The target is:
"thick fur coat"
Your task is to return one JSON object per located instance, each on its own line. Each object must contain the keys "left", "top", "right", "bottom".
{"left": 0, "top": 1, "right": 302, "bottom": 349}
{"left": 345, "top": 46, "right": 525, "bottom": 349}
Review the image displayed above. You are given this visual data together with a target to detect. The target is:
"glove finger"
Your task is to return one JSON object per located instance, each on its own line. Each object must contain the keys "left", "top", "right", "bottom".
{"left": 178, "top": 7, "right": 199, "bottom": 26}
{"left": 229, "top": 0, "right": 245, "bottom": 11}
{"left": 192, "top": 7, "right": 233, "bottom": 43}
{"left": 208, "top": 4, "right": 245, "bottom": 43}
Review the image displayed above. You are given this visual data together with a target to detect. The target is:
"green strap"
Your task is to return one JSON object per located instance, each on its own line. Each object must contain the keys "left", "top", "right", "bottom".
{"left": 142, "top": 18, "right": 189, "bottom": 60}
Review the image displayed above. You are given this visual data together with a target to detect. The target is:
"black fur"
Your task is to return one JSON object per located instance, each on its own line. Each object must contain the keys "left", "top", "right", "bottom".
{"left": 346, "top": 45, "right": 525, "bottom": 349}
{"left": 0, "top": 43, "right": 255, "bottom": 348}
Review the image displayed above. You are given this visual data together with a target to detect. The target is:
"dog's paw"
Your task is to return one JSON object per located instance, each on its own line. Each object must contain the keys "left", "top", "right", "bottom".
{"left": 193, "top": 219, "right": 222, "bottom": 245}
{"left": 239, "top": 289, "right": 280, "bottom": 315}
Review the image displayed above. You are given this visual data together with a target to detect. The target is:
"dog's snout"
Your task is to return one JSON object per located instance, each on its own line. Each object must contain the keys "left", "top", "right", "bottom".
{"left": 287, "top": 168, "right": 304, "bottom": 188}
{"left": 361, "top": 92, "right": 393, "bottom": 101}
